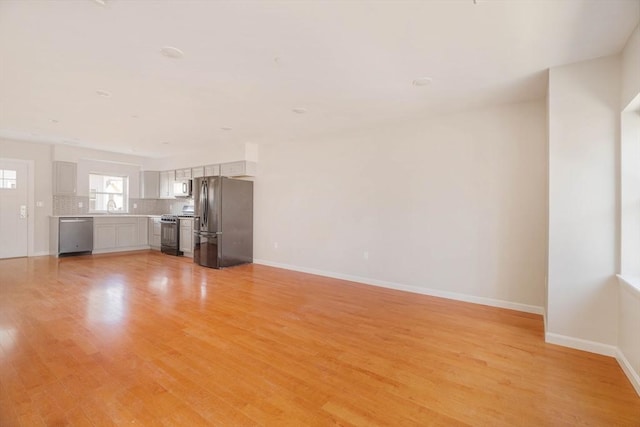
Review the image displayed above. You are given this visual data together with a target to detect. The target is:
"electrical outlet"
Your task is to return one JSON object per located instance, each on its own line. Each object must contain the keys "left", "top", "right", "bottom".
{"left": 133, "top": 203, "right": 138, "bottom": 209}
{"left": 78, "top": 201, "right": 83, "bottom": 208}
{"left": 36, "top": 201, "right": 44, "bottom": 207}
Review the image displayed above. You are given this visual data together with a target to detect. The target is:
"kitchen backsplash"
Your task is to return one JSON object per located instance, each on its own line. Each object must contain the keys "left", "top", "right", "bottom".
{"left": 53, "top": 195, "right": 90, "bottom": 215}
{"left": 53, "top": 196, "right": 193, "bottom": 216}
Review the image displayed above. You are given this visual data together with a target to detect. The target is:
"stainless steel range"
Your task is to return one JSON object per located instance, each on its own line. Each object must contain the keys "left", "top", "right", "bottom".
{"left": 160, "top": 214, "right": 182, "bottom": 256}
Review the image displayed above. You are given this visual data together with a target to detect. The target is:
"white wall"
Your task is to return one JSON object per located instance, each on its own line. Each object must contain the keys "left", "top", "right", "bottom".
{"left": 547, "top": 55, "right": 620, "bottom": 351}
{"left": 254, "top": 100, "right": 548, "bottom": 309}
{"left": 145, "top": 141, "right": 249, "bottom": 171}
{"left": 77, "top": 160, "right": 141, "bottom": 199}
{"left": 618, "top": 22, "right": 640, "bottom": 395}
{"left": 618, "top": 278, "right": 640, "bottom": 394}
{"left": 621, "top": 109, "right": 640, "bottom": 277}
{"left": 621, "top": 24, "right": 640, "bottom": 110}
{"left": 53, "top": 145, "right": 146, "bottom": 198}
{"left": 0, "top": 138, "right": 52, "bottom": 255}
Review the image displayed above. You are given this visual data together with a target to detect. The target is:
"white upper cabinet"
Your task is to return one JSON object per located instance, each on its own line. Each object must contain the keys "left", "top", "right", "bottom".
{"left": 159, "top": 170, "right": 175, "bottom": 199}
{"left": 175, "top": 168, "right": 192, "bottom": 179}
{"left": 155, "top": 162, "right": 255, "bottom": 194}
{"left": 53, "top": 161, "right": 77, "bottom": 196}
{"left": 192, "top": 166, "right": 205, "bottom": 178}
{"left": 204, "top": 164, "right": 220, "bottom": 177}
{"left": 220, "top": 161, "right": 256, "bottom": 177}
{"left": 140, "top": 171, "right": 160, "bottom": 199}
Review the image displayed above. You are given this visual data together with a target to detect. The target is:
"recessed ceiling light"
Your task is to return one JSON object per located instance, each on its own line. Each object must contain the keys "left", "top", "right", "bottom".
{"left": 412, "top": 77, "right": 433, "bottom": 87}
{"left": 96, "top": 89, "right": 111, "bottom": 97}
{"left": 220, "top": 127, "right": 232, "bottom": 131}
{"left": 50, "top": 119, "right": 59, "bottom": 123}
{"left": 162, "top": 141, "right": 170, "bottom": 145}
{"left": 160, "top": 46, "right": 184, "bottom": 59}
{"left": 292, "top": 107, "right": 307, "bottom": 114}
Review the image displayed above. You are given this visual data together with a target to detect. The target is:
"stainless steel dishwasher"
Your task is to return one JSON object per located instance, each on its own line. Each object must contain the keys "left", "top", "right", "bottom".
{"left": 59, "top": 217, "right": 93, "bottom": 255}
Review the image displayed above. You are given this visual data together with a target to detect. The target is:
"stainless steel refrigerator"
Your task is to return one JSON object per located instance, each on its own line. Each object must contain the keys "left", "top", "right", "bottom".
{"left": 193, "top": 176, "right": 253, "bottom": 268}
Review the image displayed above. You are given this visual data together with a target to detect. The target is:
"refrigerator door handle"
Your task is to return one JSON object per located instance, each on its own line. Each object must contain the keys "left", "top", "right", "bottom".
{"left": 201, "top": 180, "right": 208, "bottom": 229}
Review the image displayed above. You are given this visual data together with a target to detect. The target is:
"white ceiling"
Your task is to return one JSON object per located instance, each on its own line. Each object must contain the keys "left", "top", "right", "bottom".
{"left": 0, "top": 0, "right": 638, "bottom": 158}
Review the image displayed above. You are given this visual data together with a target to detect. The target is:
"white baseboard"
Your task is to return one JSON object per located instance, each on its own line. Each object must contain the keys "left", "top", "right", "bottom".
{"left": 30, "top": 251, "right": 51, "bottom": 257}
{"left": 545, "top": 332, "right": 617, "bottom": 357}
{"left": 92, "top": 245, "right": 151, "bottom": 255}
{"left": 253, "top": 258, "right": 544, "bottom": 315}
{"left": 616, "top": 348, "right": 640, "bottom": 396}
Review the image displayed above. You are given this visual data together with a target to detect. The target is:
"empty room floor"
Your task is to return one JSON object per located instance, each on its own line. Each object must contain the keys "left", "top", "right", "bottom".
{"left": 0, "top": 252, "right": 638, "bottom": 426}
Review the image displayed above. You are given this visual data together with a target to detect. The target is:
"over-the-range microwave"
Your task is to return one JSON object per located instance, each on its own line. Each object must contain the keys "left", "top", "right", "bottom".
{"left": 173, "top": 179, "right": 192, "bottom": 197}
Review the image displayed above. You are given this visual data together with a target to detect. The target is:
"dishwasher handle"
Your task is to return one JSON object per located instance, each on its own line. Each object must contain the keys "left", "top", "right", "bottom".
{"left": 60, "top": 218, "right": 93, "bottom": 223}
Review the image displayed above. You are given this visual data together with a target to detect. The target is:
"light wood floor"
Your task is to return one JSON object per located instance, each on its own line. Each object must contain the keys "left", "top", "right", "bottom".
{"left": 0, "top": 252, "right": 638, "bottom": 426}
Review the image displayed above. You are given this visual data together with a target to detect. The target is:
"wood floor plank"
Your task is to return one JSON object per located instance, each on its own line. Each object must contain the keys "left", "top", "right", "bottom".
{"left": 0, "top": 252, "right": 638, "bottom": 426}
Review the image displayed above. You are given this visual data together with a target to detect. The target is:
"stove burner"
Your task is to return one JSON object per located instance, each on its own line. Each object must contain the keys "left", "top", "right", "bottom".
{"left": 160, "top": 214, "right": 178, "bottom": 223}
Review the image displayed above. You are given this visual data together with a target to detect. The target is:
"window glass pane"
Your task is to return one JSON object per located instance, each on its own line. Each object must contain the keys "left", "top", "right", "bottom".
{"left": 93, "top": 194, "right": 125, "bottom": 212}
{"left": 89, "top": 173, "right": 128, "bottom": 213}
{"left": 0, "top": 170, "right": 17, "bottom": 189}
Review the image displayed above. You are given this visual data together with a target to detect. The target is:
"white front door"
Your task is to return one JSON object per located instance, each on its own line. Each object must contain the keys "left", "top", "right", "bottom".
{"left": 0, "top": 159, "right": 28, "bottom": 258}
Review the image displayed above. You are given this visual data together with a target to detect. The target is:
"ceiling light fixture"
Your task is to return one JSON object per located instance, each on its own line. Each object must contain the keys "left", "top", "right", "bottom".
{"left": 92, "top": 0, "right": 107, "bottom": 6}
{"left": 292, "top": 107, "right": 307, "bottom": 114}
{"left": 412, "top": 77, "right": 433, "bottom": 87}
{"left": 50, "top": 119, "right": 59, "bottom": 123}
{"left": 160, "top": 46, "right": 184, "bottom": 59}
{"left": 96, "top": 89, "right": 111, "bottom": 97}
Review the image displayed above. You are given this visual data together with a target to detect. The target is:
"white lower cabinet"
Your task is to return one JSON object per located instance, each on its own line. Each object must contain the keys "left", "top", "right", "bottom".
{"left": 94, "top": 223, "right": 116, "bottom": 250}
{"left": 116, "top": 223, "right": 136, "bottom": 248}
{"left": 149, "top": 217, "right": 161, "bottom": 250}
{"left": 138, "top": 217, "right": 148, "bottom": 245}
{"left": 93, "top": 216, "right": 151, "bottom": 253}
{"left": 179, "top": 218, "right": 193, "bottom": 256}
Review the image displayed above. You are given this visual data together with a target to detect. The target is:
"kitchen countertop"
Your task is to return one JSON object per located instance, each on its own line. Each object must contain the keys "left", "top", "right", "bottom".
{"left": 50, "top": 214, "right": 163, "bottom": 218}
